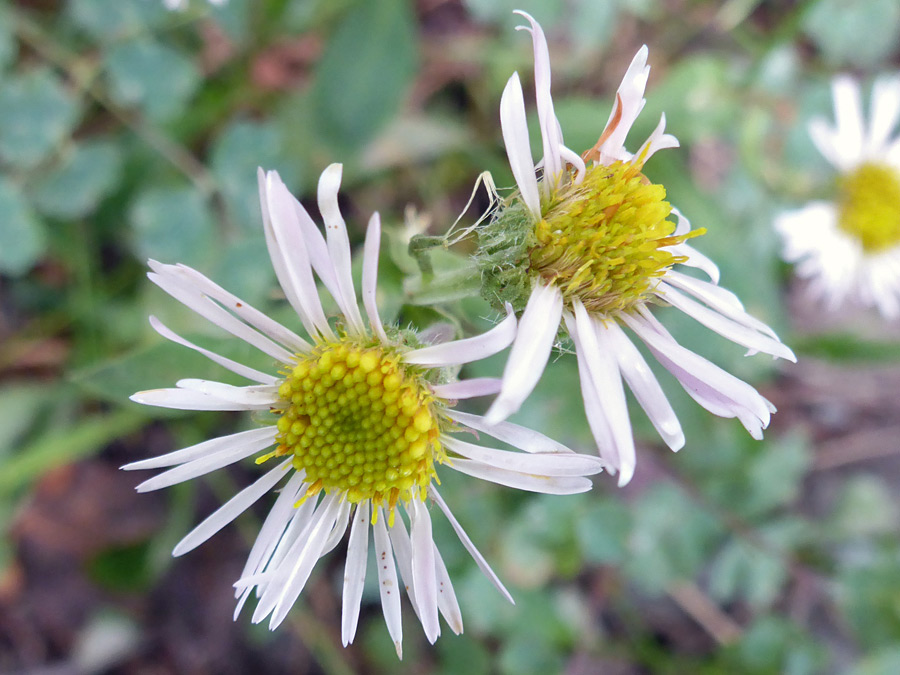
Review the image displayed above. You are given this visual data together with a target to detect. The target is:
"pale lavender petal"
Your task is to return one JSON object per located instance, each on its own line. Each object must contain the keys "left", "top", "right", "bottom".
{"left": 485, "top": 282, "right": 563, "bottom": 424}
{"left": 373, "top": 507, "right": 404, "bottom": 658}
{"left": 317, "top": 163, "right": 366, "bottom": 335}
{"left": 403, "top": 305, "right": 516, "bottom": 366}
{"left": 341, "top": 501, "right": 370, "bottom": 647}
{"left": 432, "top": 378, "right": 502, "bottom": 400}
{"left": 444, "top": 410, "right": 573, "bottom": 454}
{"left": 444, "top": 437, "right": 602, "bottom": 476}
{"left": 362, "top": 212, "right": 390, "bottom": 343}
{"left": 500, "top": 72, "right": 541, "bottom": 218}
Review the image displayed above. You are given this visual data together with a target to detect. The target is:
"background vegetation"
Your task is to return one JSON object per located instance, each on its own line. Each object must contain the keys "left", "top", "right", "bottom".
{"left": 2, "top": 0, "right": 900, "bottom": 672}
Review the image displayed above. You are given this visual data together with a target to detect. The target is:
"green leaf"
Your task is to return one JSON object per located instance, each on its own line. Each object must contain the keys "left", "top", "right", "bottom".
{"left": 0, "top": 4, "right": 14, "bottom": 72}
{"left": 626, "top": 483, "right": 722, "bottom": 593}
{"left": 725, "top": 616, "right": 826, "bottom": 675}
{"left": 129, "top": 185, "right": 216, "bottom": 268}
{"left": 709, "top": 537, "right": 786, "bottom": 610}
{"left": 852, "top": 647, "right": 900, "bottom": 675}
{"left": 803, "top": 0, "right": 900, "bottom": 67}
{"left": 0, "top": 68, "right": 81, "bottom": 168}
{"left": 210, "top": 119, "right": 299, "bottom": 232}
{"left": 67, "top": 0, "right": 166, "bottom": 41}
{"left": 0, "top": 383, "right": 55, "bottom": 458}
{"left": 104, "top": 39, "right": 200, "bottom": 121}
{"left": 32, "top": 139, "right": 123, "bottom": 219}
{"left": 310, "top": 0, "right": 418, "bottom": 152}
{"left": 575, "top": 498, "right": 631, "bottom": 565}
{"left": 0, "top": 176, "right": 46, "bottom": 275}
{"left": 829, "top": 476, "right": 899, "bottom": 539}
{"left": 0, "top": 411, "right": 145, "bottom": 497}
{"left": 838, "top": 551, "right": 900, "bottom": 650}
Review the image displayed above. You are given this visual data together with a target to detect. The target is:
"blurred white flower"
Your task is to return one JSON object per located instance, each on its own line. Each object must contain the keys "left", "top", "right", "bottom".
{"left": 125, "top": 164, "right": 601, "bottom": 657}
{"left": 477, "top": 11, "right": 794, "bottom": 485}
{"left": 775, "top": 75, "right": 900, "bottom": 319}
{"left": 163, "top": 0, "right": 225, "bottom": 11}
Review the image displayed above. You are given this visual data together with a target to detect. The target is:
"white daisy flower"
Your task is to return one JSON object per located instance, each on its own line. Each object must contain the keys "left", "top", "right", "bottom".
{"left": 775, "top": 75, "right": 900, "bottom": 319}
{"left": 124, "top": 163, "right": 602, "bottom": 657}
{"left": 476, "top": 11, "right": 795, "bottom": 485}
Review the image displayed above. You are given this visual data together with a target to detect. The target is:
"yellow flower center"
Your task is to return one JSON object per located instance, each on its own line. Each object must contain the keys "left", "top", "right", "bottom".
{"left": 273, "top": 339, "right": 443, "bottom": 512}
{"left": 838, "top": 162, "right": 900, "bottom": 252}
{"left": 529, "top": 161, "right": 701, "bottom": 313}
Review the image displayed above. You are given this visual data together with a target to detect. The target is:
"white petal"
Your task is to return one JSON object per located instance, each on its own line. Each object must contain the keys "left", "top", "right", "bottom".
{"left": 662, "top": 271, "right": 779, "bottom": 339}
{"left": 444, "top": 437, "right": 601, "bottom": 477}
{"left": 403, "top": 305, "right": 516, "bottom": 366}
{"left": 432, "top": 545, "right": 463, "bottom": 635}
{"left": 122, "top": 427, "right": 277, "bottom": 471}
{"left": 600, "top": 45, "right": 650, "bottom": 162}
{"left": 148, "top": 268, "right": 294, "bottom": 364}
{"left": 622, "top": 311, "right": 771, "bottom": 429}
{"left": 149, "top": 316, "right": 278, "bottom": 385}
{"left": 287, "top": 191, "right": 341, "bottom": 302}
{"left": 485, "top": 282, "right": 563, "bottom": 424}
{"left": 265, "top": 172, "right": 335, "bottom": 340}
{"left": 362, "top": 212, "right": 390, "bottom": 343}
{"left": 633, "top": 113, "right": 679, "bottom": 164}
{"left": 868, "top": 75, "right": 900, "bottom": 155}
{"left": 444, "top": 410, "right": 573, "bottom": 454}
{"left": 317, "top": 163, "right": 366, "bottom": 335}
{"left": 514, "top": 10, "right": 563, "bottom": 190}
{"left": 565, "top": 312, "right": 617, "bottom": 468}
{"left": 134, "top": 430, "right": 277, "bottom": 492}
{"left": 656, "top": 282, "right": 796, "bottom": 361}
{"left": 572, "top": 302, "right": 636, "bottom": 485}
{"left": 322, "top": 498, "right": 353, "bottom": 556}
{"left": 432, "top": 378, "right": 502, "bottom": 400}
{"left": 173, "top": 459, "right": 292, "bottom": 557}
{"left": 341, "top": 502, "right": 370, "bottom": 647}
{"left": 449, "top": 458, "right": 594, "bottom": 494}
{"left": 500, "top": 72, "right": 541, "bottom": 218}
{"left": 409, "top": 500, "right": 439, "bottom": 643}
{"left": 597, "top": 320, "right": 684, "bottom": 451}
{"left": 234, "top": 471, "right": 307, "bottom": 616}
{"left": 130, "top": 387, "right": 272, "bottom": 411}
{"left": 164, "top": 263, "right": 310, "bottom": 353}
{"left": 833, "top": 75, "right": 865, "bottom": 166}
{"left": 428, "top": 487, "right": 514, "bottom": 604}
{"left": 373, "top": 507, "right": 404, "bottom": 658}
{"left": 268, "top": 493, "right": 344, "bottom": 629}
{"left": 175, "top": 379, "right": 279, "bottom": 406}
{"left": 558, "top": 143, "right": 586, "bottom": 183}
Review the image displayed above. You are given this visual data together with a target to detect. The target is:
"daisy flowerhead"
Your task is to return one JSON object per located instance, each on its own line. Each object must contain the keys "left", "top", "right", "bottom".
{"left": 124, "top": 164, "right": 602, "bottom": 657}
{"left": 475, "top": 11, "right": 796, "bottom": 485}
{"left": 775, "top": 75, "right": 900, "bottom": 319}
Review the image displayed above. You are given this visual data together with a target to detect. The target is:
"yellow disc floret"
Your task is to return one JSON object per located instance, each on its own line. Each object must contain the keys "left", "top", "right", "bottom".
{"left": 530, "top": 160, "right": 702, "bottom": 313}
{"left": 838, "top": 162, "right": 900, "bottom": 252}
{"left": 272, "top": 339, "right": 443, "bottom": 513}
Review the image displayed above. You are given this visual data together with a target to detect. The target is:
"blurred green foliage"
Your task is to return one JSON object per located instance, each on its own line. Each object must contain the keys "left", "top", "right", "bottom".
{"left": 2, "top": 0, "right": 900, "bottom": 672}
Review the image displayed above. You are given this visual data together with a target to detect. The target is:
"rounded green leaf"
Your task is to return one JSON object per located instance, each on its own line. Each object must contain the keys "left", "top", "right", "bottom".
{"left": 129, "top": 185, "right": 216, "bottom": 268}
{"left": 311, "top": 0, "right": 419, "bottom": 152}
{"left": 104, "top": 39, "right": 200, "bottom": 121}
{"left": 32, "top": 139, "right": 123, "bottom": 219}
{"left": 210, "top": 119, "right": 300, "bottom": 232}
{"left": 0, "top": 68, "right": 81, "bottom": 169}
{"left": 0, "top": 176, "right": 46, "bottom": 275}
{"left": 803, "top": 0, "right": 900, "bottom": 67}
